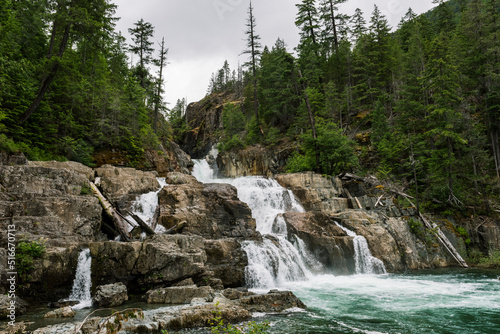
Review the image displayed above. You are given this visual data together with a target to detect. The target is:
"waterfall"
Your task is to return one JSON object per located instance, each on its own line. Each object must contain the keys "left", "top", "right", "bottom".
{"left": 128, "top": 177, "right": 167, "bottom": 233}
{"left": 69, "top": 248, "right": 92, "bottom": 309}
{"left": 192, "top": 159, "right": 321, "bottom": 289}
{"left": 335, "top": 222, "right": 386, "bottom": 274}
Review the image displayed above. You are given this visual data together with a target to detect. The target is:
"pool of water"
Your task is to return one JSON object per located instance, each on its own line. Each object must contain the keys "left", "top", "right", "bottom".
{"left": 259, "top": 269, "right": 500, "bottom": 334}
{"left": 12, "top": 269, "right": 500, "bottom": 333}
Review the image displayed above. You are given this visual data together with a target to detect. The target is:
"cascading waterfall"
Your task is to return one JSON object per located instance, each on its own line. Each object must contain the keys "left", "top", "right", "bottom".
{"left": 192, "top": 159, "right": 320, "bottom": 289}
{"left": 335, "top": 222, "right": 386, "bottom": 274}
{"left": 68, "top": 248, "right": 92, "bottom": 309}
{"left": 128, "top": 177, "right": 167, "bottom": 233}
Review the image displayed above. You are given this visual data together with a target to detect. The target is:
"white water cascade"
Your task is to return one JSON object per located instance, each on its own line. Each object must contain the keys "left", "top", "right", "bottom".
{"left": 192, "top": 159, "right": 322, "bottom": 289}
{"left": 128, "top": 177, "right": 167, "bottom": 233}
{"left": 68, "top": 248, "right": 92, "bottom": 309}
{"left": 335, "top": 222, "right": 386, "bottom": 274}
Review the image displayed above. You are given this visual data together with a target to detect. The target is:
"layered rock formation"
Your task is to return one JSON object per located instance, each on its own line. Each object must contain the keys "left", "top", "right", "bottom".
{"left": 217, "top": 144, "right": 295, "bottom": 177}
{"left": 273, "top": 172, "right": 469, "bottom": 272}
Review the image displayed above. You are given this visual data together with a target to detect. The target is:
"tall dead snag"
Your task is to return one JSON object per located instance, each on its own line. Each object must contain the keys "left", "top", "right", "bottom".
{"left": 90, "top": 182, "right": 131, "bottom": 241}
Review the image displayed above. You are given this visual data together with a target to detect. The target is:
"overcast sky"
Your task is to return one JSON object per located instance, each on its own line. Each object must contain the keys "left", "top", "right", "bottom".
{"left": 115, "top": 0, "right": 437, "bottom": 107}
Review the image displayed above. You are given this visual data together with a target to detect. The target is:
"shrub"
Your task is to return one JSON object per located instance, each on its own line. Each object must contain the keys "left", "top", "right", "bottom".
{"left": 16, "top": 239, "right": 46, "bottom": 283}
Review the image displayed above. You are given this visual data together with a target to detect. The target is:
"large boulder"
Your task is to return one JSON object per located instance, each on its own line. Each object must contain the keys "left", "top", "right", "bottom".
{"left": 43, "top": 306, "right": 76, "bottom": 318}
{"left": 93, "top": 282, "right": 128, "bottom": 307}
{"left": 237, "top": 290, "right": 306, "bottom": 313}
{"left": 142, "top": 142, "right": 193, "bottom": 176}
{"left": 275, "top": 172, "right": 348, "bottom": 213}
{"left": 158, "top": 180, "right": 258, "bottom": 240}
{"left": 0, "top": 164, "right": 103, "bottom": 246}
{"left": 95, "top": 165, "right": 160, "bottom": 202}
{"left": 0, "top": 151, "right": 27, "bottom": 166}
{"left": 90, "top": 235, "right": 207, "bottom": 290}
{"left": 203, "top": 239, "right": 248, "bottom": 288}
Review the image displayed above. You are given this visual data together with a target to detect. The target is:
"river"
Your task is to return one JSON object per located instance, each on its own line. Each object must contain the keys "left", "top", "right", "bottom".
{"left": 190, "top": 158, "right": 500, "bottom": 334}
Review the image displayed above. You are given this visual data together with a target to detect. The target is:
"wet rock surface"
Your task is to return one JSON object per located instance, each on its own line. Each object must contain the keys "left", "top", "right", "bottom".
{"left": 32, "top": 289, "right": 304, "bottom": 333}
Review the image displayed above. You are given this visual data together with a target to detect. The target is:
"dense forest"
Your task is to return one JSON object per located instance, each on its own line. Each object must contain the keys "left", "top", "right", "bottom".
{"left": 1, "top": 0, "right": 499, "bottom": 215}
{"left": 193, "top": 0, "right": 500, "bottom": 215}
{"left": 0, "top": 0, "right": 170, "bottom": 166}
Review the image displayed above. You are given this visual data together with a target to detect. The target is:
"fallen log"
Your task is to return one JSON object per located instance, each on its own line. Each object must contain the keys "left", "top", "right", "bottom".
{"left": 90, "top": 182, "right": 131, "bottom": 241}
{"left": 151, "top": 205, "right": 160, "bottom": 232}
{"left": 126, "top": 210, "right": 156, "bottom": 236}
{"left": 164, "top": 221, "right": 187, "bottom": 235}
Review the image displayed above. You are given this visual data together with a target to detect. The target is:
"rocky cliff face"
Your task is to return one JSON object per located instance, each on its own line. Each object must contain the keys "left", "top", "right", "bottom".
{"left": 179, "top": 93, "right": 229, "bottom": 158}
{"left": 0, "top": 154, "right": 256, "bottom": 301}
{"left": 216, "top": 144, "right": 295, "bottom": 177}
{"left": 274, "top": 172, "right": 468, "bottom": 272}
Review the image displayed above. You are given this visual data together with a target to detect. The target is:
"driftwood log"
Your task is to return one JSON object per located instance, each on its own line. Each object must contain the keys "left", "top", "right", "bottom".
{"left": 90, "top": 182, "right": 131, "bottom": 241}
{"left": 164, "top": 221, "right": 187, "bottom": 234}
{"left": 125, "top": 210, "right": 156, "bottom": 236}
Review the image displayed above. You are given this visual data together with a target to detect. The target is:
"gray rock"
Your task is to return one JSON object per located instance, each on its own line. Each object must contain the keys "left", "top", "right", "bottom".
{"left": 0, "top": 295, "right": 28, "bottom": 317}
{"left": 43, "top": 306, "right": 76, "bottom": 318}
{"left": 145, "top": 285, "right": 214, "bottom": 304}
{"left": 158, "top": 181, "right": 259, "bottom": 240}
{"left": 275, "top": 172, "right": 347, "bottom": 213}
{"left": 95, "top": 165, "right": 159, "bottom": 202}
{"left": 92, "top": 282, "right": 128, "bottom": 307}
{"left": 0, "top": 151, "right": 27, "bottom": 166}
{"left": 237, "top": 290, "right": 306, "bottom": 313}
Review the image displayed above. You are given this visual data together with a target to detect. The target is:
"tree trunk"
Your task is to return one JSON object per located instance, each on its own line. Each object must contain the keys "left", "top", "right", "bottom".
{"left": 298, "top": 69, "right": 320, "bottom": 172}
{"left": 19, "top": 22, "right": 71, "bottom": 124}
{"left": 327, "top": 0, "right": 339, "bottom": 51}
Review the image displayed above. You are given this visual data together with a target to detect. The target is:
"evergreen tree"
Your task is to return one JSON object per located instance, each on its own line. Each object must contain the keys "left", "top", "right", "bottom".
{"left": 295, "top": 0, "right": 321, "bottom": 57}
{"left": 128, "top": 18, "right": 155, "bottom": 89}
{"left": 319, "top": 0, "right": 349, "bottom": 53}
{"left": 241, "top": 1, "right": 262, "bottom": 135}
{"left": 153, "top": 37, "right": 168, "bottom": 134}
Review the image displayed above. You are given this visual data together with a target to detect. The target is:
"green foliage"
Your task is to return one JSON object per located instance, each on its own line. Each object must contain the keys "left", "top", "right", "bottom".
{"left": 16, "top": 239, "right": 46, "bottom": 283}
{"left": 455, "top": 226, "right": 471, "bottom": 245}
{"left": 408, "top": 218, "right": 425, "bottom": 239}
{"left": 208, "top": 302, "right": 270, "bottom": 334}
{"left": 220, "top": 135, "right": 245, "bottom": 152}
{"left": 286, "top": 120, "right": 358, "bottom": 175}
{"left": 80, "top": 183, "right": 92, "bottom": 195}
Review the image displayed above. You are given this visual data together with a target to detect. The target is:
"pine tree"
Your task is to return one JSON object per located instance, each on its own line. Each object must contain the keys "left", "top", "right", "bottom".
{"left": 153, "top": 37, "right": 168, "bottom": 134}
{"left": 128, "top": 18, "right": 155, "bottom": 89}
{"left": 241, "top": 1, "right": 262, "bottom": 135}
{"left": 295, "top": 0, "right": 321, "bottom": 57}
{"left": 319, "top": 0, "right": 349, "bottom": 53}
